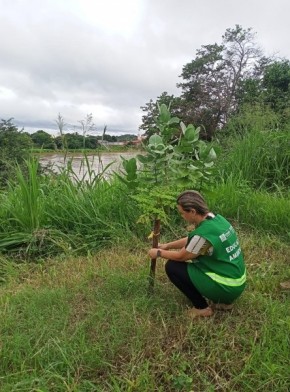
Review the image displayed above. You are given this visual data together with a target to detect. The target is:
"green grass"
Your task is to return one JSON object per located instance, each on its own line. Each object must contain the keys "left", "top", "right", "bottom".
{"left": 204, "top": 180, "right": 290, "bottom": 241}
{"left": 0, "top": 159, "right": 149, "bottom": 258}
{"left": 0, "top": 230, "right": 289, "bottom": 391}
{"left": 0, "top": 117, "right": 289, "bottom": 389}
{"left": 0, "top": 156, "right": 289, "bottom": 260}
{"left": 217, "top": 127, "right": 290, "bottom": 192}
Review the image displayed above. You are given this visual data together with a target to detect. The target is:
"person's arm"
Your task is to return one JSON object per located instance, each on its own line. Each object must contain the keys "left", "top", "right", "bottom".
{"left": 158, "top": 237, "right": 188, "bottom": 250}
{"left": 149, "top": 235, "right": 212, "bottom": 262}
{"left": 149, "top": 246, "right": 197, "bottom": 262}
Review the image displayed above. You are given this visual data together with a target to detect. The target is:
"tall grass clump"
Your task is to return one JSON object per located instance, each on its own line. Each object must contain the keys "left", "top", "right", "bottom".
{"left": 0, "top": 158, "right": 44, "bottom": 253}
{"left": 205, "top": 178, "right": 290, "bottom": 240}
{"left": 8, "top": 158, "right": 44, "bottom": 231}
{"left": 43, "top": 170, "right": 146, "bottom": 252}
{"left": 0, "top": 157, "right": 147, "bottom": 258}
{"left": 218, "top": 106, "right": 290, "bottom": 192}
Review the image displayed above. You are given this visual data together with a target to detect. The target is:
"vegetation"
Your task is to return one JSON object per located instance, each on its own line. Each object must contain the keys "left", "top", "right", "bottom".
{"left": 0, "top": 235, "right": 289, "bottom": 391}
{"left": 30, "top": 130, "right": 138, "bottom": 151}
{"left": 140, "top": 25, "right": 290, "bottom": 140}
{"left": 120, "top": 104, "right": 216, "bottom": 221}
{"left": 0, "top": 119, "right": 33, "bottom": 186}
{"left": 0, "top": 23, "right": 290, "bottom": 391}
{"left": 0, "top": 107, "right": 289, "bottom": 391}
{"left": 120, "top": 103, "right": 216, "bottom": 289}
{"left": 5, "top": 113, "right": 139, "bottom": 153}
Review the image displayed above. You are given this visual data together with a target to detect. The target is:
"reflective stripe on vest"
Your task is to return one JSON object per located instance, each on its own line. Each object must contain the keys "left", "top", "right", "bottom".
{"left": 205, "top": 271, "right": 246, "bottom": 287}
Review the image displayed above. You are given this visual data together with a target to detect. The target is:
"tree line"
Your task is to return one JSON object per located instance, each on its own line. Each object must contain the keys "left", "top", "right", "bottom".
{"left": 29, "top": 129, "right": 137, "bottom": 150}
{"left": 0, "top": 118, "right": 138, "bottom": 150}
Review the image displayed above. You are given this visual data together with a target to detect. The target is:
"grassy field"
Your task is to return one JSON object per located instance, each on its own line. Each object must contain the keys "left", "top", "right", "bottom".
{"left": 0, "top": 114, "right": 289, "bottom": 391}
{"left": 0, "top": 228, "right": 289, "bottom": 391}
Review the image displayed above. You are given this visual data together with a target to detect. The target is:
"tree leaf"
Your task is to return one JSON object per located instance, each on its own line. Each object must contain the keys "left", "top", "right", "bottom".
{"left": 136, "top": 154, "right": 153, "bottom": 164}
{"left": 159, "top": 103, "right": 171, "bottom": 122}
{"left": 180, "top": 121, "right": 187, "bottom": 134}
{"left": 207, "top": 147, "right": 217, "bottom": 161}
{"left": 148, "top": 134, "right": 163, "bottom": 147}
{"left": 122, "top": 157, "right": 137, "bottom": 174}
{"left": 204, "top": 161, "right": 214, "bottom": 167}
{"left": 168, "top": 116, "right": 180, "bottom": 125}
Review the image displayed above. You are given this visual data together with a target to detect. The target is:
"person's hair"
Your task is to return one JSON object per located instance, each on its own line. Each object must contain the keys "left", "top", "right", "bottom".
{"left": 177, "top": 190, "right": 209, "bottom": 215}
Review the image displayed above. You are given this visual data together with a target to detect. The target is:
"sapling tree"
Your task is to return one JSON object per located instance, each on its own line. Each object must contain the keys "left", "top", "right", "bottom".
{"left": 119, "top": 103, "right": 216, "bottom": 291}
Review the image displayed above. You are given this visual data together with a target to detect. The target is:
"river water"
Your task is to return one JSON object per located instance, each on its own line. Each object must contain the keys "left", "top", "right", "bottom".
{"left": 39, "top": 152, "right": 138, "bottom": 179}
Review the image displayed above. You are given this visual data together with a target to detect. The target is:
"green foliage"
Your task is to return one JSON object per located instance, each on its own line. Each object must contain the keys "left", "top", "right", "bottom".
{"left": 0, "top": 233, "right": 289, "bottom": 391}
{"left": 219, "top": 108, "right": 290, "bottom": 192}
{"left": 0, "top": 119, "right": 33, "bottom": 186}
{"left": 177, "top": 25, "right": 263, "bottom": 138}
{"left": 54, "top": 133, "right": 100, "bottom": 150}
{"left": 131, "top": 187, "right": 177, "bottom": 225}
{"left": 31, "top": 130, "right": 55, "bottom": 149}
{"left": 140, "top": 91, "right": 182, "bottom": 138}
{"left": 8, "top": 158, "right": 43, "bottom": 231}
{"left": 223, "top": 104, "right": 280, "bottom": 135}
{"left": 140, "top": 25, "right": 290, "bottom": 141}
{"left": 120, "top": 104, "right": 216, "bottom": 225}
{"left": 30, "top": 131, "right": 136, "bottom": 151}
{"left": 1, "top": 103, "right": 289, "bottom": 259}
{"left": 239, "top": 59, "right": 290, "bottom": 126}
{"left": 262, "top": 60, "right": 290, "bottom": 117}
{"left": 206, "top": 179, "right": 290, "bottom": 240}
{"left": 0, "top": 157, "right": 146, "bottom": 258}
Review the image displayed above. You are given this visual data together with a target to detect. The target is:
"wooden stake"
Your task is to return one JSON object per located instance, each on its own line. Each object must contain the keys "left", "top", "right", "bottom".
{"left": 148, "top": 218, "right": 161, "bottom": 294}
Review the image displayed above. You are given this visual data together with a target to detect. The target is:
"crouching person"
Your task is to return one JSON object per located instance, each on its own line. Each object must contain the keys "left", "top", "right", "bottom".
{"left": 148, "top": 190, "right": 246, "bottom": 318}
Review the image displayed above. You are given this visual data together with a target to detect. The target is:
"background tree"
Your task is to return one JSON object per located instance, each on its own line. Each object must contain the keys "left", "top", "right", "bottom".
{"left": 115, "top": 134, "right": 137, "bottom": 142}
{"left": 236, "top": 55, "right": 271, "bottom": 106}
{"left": 101, "top": 134, "right": 118, "bottom": 142}
{"left": 140, "top": 92, "right": 182, "bottom": 139}
{"left": 0, "top": 119, "right": 33, "bottom": 186}
{"left": 233, "top": 58, "right": 290, "bottom": 130}
{"left": 261, "top": 60, "right": 290, "bottom": 115}
{"left": 65, "top": 133, "right": 83, "bottom": 149}
{"left": 31, "top": 130, "right": 55, "bottom": 149}
{"left": 140, "top": 25, "right": 266, "bottom": 141}
{"left": 177, "top": 25, "right": 263, "bottom": 139}
{"left": 85, "top": 135, "right": 100, "bottom": 149}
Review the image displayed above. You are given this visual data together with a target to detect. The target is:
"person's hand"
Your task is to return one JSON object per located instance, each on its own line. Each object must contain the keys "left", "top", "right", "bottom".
{"left": 148, "top": 248, "right": 160, "bottom": 258}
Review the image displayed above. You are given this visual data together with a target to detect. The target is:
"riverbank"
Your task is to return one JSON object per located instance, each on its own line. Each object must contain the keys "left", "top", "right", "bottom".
{"left": 0, "top": 229, "right": 289, "bottom": 391}
{"left": 32, "top": 146, "right": 144, "bottom": 156}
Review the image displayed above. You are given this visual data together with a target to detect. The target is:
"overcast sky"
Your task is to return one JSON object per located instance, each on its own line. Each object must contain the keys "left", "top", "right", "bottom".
{"left": 1, "top": 0, "right": 289, "bottom": 136}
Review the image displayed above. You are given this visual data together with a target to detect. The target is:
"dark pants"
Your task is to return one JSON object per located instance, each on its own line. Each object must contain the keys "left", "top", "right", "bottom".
{"left": 165, "top": 260, "right": 208, "bottom": 309}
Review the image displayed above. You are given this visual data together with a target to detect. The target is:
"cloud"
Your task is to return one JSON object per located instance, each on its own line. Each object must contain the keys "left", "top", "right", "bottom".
{"left": 1, "top": 0, "right": 290, "bottom": 135}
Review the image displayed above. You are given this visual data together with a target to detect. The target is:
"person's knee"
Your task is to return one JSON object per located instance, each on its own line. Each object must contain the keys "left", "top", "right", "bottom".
{"left": 165, "top": 259, "right": 175, "bottom": 277}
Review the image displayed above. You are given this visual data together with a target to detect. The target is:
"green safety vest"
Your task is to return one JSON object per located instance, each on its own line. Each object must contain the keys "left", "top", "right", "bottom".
{"left": 187, "top": 215, "right": 246, "bottom": 287}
